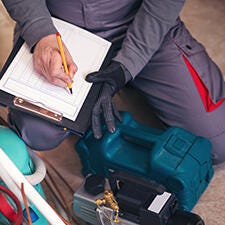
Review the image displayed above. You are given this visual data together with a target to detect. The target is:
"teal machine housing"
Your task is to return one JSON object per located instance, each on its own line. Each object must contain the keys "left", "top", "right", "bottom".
{"left": 0, "top": 126, "right": 48, "bottom": 225}
{"left": 75, "top": 111, "right": 214, "bottom": 211}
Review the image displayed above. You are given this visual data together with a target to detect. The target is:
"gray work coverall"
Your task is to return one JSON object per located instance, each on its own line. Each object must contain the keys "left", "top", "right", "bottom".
{"left": 2, "top": 0, "right": 225, "bottom": 165}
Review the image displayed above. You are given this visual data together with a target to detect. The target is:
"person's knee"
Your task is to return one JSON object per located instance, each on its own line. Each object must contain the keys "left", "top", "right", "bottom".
{"left": 8, "top": 109, "right": 69, "bottom": 150}
{"left": 20, "top": 125, "right": 68, "bottom": 150}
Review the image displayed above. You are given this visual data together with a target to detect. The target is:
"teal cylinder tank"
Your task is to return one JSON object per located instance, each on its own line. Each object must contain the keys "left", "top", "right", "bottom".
{"left": 0, "top": 126, "right": 48, "bottom": 225}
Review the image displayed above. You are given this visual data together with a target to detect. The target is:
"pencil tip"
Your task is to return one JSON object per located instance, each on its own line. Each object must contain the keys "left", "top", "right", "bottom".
{"left": 69, "top": 88, "right": 73, "bottom": 94}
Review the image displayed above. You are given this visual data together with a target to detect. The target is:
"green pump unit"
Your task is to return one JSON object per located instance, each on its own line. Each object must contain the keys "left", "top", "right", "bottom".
{"left": 75, "top": 111, "right": 214, "bottom": 211}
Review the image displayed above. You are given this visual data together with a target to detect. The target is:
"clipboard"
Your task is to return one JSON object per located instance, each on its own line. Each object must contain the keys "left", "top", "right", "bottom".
{"left": 0, "top": 37, "right": 114, "bottom": 136}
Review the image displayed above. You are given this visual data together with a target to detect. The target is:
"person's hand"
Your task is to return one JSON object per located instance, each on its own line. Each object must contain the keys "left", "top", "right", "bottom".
{"left": 33, "top": 34, "right": 77, "bottom": 87}
{"left": 85, "top": 61, "right": 127, "bottom": 139}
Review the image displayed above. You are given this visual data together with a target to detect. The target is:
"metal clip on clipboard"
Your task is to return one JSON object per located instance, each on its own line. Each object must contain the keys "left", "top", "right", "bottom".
{"left": 13, "top": 97, "right": 63, "bottom": 122}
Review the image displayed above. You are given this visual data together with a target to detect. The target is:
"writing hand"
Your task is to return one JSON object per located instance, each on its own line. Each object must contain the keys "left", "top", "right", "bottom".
{"left": 33, "top": 34, "right": 77, "bottom": 87}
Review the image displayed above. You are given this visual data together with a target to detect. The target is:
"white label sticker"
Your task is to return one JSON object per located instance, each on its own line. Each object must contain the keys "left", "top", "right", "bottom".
{"left": 148, "top": 192, "right": 171, "bottom": 213}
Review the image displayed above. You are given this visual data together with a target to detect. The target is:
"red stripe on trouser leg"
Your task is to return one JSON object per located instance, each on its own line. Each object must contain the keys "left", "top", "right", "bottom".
{"left": 182, "top": 55, "right": 225, "bottom": 112}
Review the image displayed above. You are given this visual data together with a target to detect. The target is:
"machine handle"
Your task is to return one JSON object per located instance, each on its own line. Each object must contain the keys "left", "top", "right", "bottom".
{"left": 120, "top": 125, "right": 163, "bottom": 148}
{"left": 109, "top": 170, "right": 166, "bottom": 195}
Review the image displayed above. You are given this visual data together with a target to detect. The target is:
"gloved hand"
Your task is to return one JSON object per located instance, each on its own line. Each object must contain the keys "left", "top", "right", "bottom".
{"left": 85, "top": 61, "right": 127, "bottom": 139}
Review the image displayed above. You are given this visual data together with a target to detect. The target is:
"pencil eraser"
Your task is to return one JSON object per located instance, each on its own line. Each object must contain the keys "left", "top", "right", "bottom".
{"left": 56, "top": 32, "right": 61, "bottom": 37}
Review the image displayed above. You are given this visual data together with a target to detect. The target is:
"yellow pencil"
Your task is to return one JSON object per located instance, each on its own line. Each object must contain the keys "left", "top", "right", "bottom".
{"left": 56, "top": 32, "right": 73, "bottom": 94}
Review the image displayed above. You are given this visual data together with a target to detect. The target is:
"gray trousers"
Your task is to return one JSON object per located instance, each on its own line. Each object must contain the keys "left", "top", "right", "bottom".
{"left": 8, "top": 20, "right": 225, "bottom": 165}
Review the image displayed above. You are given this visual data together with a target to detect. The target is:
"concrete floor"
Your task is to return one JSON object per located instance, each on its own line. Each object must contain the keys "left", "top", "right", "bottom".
{"left": 1, "top": 1, "right": 225, "bottom": 224}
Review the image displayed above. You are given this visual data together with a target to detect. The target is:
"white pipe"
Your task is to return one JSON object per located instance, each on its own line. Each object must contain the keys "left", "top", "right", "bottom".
{"left": 0, "top": 167, "right": 24, "bottom": 203}
{"left": 0, "top": 149, "right": 46, "bottom": 206}
{"left": 0, "top": 147, "right": 66, "bottom": 225}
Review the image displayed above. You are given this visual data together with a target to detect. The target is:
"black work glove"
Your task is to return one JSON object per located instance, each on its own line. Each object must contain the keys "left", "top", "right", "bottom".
{"left": 85, "top": 61, "right": 127, "bottom": 139}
